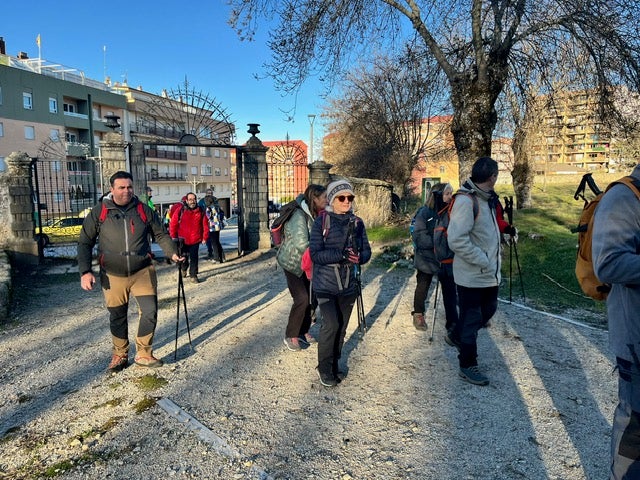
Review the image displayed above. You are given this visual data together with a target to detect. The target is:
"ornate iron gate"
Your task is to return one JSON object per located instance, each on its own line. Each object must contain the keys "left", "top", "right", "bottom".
{"left": 266, "top": 140, "right": 309, "bottom": 215}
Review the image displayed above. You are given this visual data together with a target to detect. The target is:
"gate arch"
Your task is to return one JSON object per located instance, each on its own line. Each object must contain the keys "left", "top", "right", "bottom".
{"left": 264, "top": 140, "right": 309, "bottom": 213}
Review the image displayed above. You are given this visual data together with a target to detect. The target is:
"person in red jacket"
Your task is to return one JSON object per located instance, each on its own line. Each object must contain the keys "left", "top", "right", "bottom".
{"left": 169, "top": 192, "right": 209, "bottom": 283}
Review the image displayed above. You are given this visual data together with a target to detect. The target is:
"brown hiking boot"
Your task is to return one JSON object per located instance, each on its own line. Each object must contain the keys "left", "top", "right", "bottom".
{"left": 413, "top": 312, "right": 427, "bottom": 331}
{"left": 134, "top": 355, "right": 164, "bottom": 368}
{"left": 108, "top": 354, "right": 129, "bottom": 372}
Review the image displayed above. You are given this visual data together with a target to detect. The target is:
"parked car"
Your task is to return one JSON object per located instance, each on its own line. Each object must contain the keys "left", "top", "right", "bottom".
{"left": 34, "top": 216, "right": 84, "bottom": 246}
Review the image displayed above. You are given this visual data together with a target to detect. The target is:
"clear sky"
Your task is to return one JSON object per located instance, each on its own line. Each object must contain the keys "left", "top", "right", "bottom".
{"left": 1, "top": 0, "right": 326, "bottom": 150}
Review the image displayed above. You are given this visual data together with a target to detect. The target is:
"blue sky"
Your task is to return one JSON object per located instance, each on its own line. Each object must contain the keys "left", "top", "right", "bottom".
{"left": 1, "top": 0, "right": 326, "bottom": 149}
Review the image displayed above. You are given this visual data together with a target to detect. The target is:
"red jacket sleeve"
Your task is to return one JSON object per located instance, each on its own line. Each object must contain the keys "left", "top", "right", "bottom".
{"left": 496, "top": 201, "right": 510, "bottom": 233}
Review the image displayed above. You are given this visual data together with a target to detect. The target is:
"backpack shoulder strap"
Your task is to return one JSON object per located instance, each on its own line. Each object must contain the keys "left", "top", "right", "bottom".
{"left": 609, "top": 176, "right": 640, "bottom": 201}
{"left": 448, "top": 192, "right": 479, "bottom": 219}
{"left": 99, "top": 201, "right": 149, "bottom": 224}
{"left": 99, "top": 203, "right": 108, "bottom": 223}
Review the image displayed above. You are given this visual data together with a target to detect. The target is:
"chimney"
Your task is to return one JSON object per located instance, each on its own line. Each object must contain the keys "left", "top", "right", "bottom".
{"left": 0, "top": 37, "right": 6, "bottom": 55}
{"left": 17, "top": 51, "right": 29, "bottom": 59}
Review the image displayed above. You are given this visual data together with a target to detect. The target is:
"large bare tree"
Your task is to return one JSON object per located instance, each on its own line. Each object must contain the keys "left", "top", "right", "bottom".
{"left": 228, "top": 0, "right": 640, "bottom": 183}
{"left": 323, "top": 51, "right": 450, "bottom": 191}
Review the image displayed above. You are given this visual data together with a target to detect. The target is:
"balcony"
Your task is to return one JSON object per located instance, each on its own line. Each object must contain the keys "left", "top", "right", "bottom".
{"left": 147, "top": 170, "right": 186, "bottom": 181}
{"left": 144, "top": 148, "right": 187, "bottom": 161}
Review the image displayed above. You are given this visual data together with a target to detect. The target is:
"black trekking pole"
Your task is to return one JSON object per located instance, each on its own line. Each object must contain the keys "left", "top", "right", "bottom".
{"left": 355, "top": 264, "right": 367, "bottom": 337}
{"left": 503, "top": 196, "right": 526, "bottom": 302}
{"left": 428, "top": 280, "right": 439, "bottom": 342}
{"left": 174, "top": 240, "right": 193, "bottom": 360}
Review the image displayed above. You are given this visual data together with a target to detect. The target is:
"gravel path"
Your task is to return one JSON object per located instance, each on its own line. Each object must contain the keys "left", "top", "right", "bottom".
{"left": 0, "top": 248, "right": 615, "bottom": 479}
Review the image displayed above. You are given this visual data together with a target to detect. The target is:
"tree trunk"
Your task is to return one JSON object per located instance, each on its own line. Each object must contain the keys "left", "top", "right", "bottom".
{"left": 511, "top": 125, "right": 534, "bottom": 209}
{"left": 449, "top": 78, "right": 498, "bottom": 185}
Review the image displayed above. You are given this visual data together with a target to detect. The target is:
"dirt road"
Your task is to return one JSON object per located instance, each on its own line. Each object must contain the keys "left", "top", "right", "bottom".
{"left": 0, "top": 248, "right": 615, "bottom": 479}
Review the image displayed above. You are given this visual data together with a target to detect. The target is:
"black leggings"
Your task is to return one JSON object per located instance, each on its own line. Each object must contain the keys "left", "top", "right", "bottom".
{"left": 317, "top": 293, "right": 357, "bottom": 375}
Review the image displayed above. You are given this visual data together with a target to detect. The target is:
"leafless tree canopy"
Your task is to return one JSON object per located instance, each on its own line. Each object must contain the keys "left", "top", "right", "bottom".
{"left": 322, "top": 50, "right": 450, "bottom": 190}
{"left": 229, "top": 0, "right": 640, "bottom": 182}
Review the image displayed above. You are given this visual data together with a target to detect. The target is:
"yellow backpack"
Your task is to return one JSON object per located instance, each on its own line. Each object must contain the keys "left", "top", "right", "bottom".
{"left": 574, "top": 174, "right": 640, "bottom": 300}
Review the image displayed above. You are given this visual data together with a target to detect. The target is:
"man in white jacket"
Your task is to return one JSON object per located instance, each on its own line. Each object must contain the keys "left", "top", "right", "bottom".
{"left": 446, "top": 157, "right": 502, "bottom": 386}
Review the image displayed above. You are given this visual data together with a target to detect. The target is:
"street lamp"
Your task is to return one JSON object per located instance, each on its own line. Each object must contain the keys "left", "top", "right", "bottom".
{"left": 308, "top": 114, "right": 316, "bottom": 164}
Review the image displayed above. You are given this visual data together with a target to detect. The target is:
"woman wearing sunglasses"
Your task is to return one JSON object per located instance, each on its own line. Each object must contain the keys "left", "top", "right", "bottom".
{"left": 309, "top": 180, "right": 371, "bottom": 387}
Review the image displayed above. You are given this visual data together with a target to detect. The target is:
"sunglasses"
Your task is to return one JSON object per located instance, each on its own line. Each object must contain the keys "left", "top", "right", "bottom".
{"left": 336, "top": 195, "right": 355, "bottom": 203}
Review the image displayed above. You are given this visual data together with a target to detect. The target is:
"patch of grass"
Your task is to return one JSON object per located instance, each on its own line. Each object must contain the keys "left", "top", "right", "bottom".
{"left": 367, "top": 224, "right": 409, "bottom": 244}
{"left": 99, "top": 416, "right": 122, "bottom": 432}
{"left": 134, "top": 374, "right": 168, "bottom": 391}
{"left": 43, "top": 458, "right": 77, "bottom": 477}
{"left": 501, "top": 183, "right": 606, "bottom": 321}
{"left": 133, "top": 396, "right": 157, "bottom": 414}
{"left": 92, "top": 397, "right": 124, "bottom": 409}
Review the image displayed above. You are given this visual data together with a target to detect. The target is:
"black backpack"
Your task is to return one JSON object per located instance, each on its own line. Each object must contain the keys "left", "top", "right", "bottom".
{"left": 270, "top": 200, "right": 300, "bottom": 246}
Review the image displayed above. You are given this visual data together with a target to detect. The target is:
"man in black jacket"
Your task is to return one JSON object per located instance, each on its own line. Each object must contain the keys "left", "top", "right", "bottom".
{"left": 78, "top": 171, "right": 182, "bottom": 372}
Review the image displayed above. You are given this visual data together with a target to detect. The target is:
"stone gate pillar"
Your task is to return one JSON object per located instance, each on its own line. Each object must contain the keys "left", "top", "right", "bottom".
{"left": 309, "top": 160, "right": 333, "bottom": 187}
{"left": 99, "top": 132, "right": 129, "bottom": 194}
{"left": 0, "top": 152, "right": 38, "bottom": 261}
{"left": 240, "top": 124, "right": 270, "bottom": 251}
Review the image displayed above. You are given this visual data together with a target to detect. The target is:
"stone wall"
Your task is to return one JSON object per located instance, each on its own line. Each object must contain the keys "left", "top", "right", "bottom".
{"left": 330, "top": 175, "right": 393, "bottom": 228}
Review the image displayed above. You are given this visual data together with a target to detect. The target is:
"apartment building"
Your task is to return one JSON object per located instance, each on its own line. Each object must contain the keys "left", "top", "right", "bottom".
{"left": 528, "top": 90, "right": 612, "bottom": 173}
{"left": 0, "top": 43, "right": 127, "bottom": 216}
{"left": 0, "top": 37, "right": 236, "bottom": 218}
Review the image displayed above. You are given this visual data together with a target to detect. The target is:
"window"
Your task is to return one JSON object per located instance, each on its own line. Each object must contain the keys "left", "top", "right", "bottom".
{"left": 214, "top": 149, "right": 220, "bottom": 157}
{"left": 50, "top": 129, "right": 60, "bottom": 141}
{"left": 24, "top": 126, "right": 35, "bottom": 140}
{"left": 0, "top": 122, "right": 3, "bottom": 137}
{"left": 0, "top": 157, "right": 5, "bottom": 172}
{"left": 65, "top": 132, "right": 78, "bottom": 143}
{"left": 23, "top": 92, "right": 33, "bottom": 110}
{"left": 215, "top": 168, "right": 221, "bottom": 176}
{"left": 200, "top": 147, "right": 209, "bottom": 156}
{"left": 0, "top": 85, "right": 3, "bottom": 105}
{"left": 190, "top": 147, "right": 197, "bottom": 155}
{"left": 63, "top": 103, "right": 76, "bottom": 114}
{"left": 49, "top": 97, "right": 58, "bottom": 113}
{"left": 191, "top": 166, "right": 197, "bottom": 175}
{"left": 201, "top": 164, "right": 212, "bottom": 175}
{"left": 223, "top": 150, "right": 228, "bottom": 158}
{"left": 224, "top": 168, "right": 228, "bottom": 176}
{"left": 52, "top": 160, "right": 61, "bottom": 172}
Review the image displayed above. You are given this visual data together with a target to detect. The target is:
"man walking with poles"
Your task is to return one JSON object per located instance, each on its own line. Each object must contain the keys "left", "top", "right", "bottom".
{"left": 78, "top": 171, "right": 183, "bottom": 373}
{"left": 446, "top": 157, "right": 502, "bottom": 386}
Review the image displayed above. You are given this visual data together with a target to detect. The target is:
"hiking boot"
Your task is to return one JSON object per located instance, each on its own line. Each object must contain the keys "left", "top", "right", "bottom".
{"left": 181, "top": 269, "right": 189, "bottom": 278}
{"left": 107, "top": 354, "right": 128, "bottom": 372}
{"left": 134, "top": 355, "right": 164, "bottom": 368}
{"left": 444, "top": 332, "right": 461, "bottom": 350}
{"left": 317, "top": 368, "right": 338, "bottom": 387}
{"left": 459, "top": 366, "right": 489, "bottom": 386}
{"left": 302, "top": 333, "right": 317, "bottom": 344}
{"left": 283, "top": 337, "right": 302, "bottom": 351}
{"left": 190, "top": 275, "right": 199, "bottom": 284}
{"left": 413, "top": 312, "right": 427, "bottom": 331}
{"left": 207, "top": 253, "right": 214, "bottom": 260}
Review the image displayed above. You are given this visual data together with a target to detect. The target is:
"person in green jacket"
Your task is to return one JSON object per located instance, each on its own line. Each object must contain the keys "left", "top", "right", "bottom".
{"left": 277, "top": 184, "right": 327, "bottom": 351}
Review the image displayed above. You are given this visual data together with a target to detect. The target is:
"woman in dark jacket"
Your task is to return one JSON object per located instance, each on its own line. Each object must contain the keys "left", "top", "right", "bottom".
{"left": 310, "top": 180, "right": 371, "bottom": 387}
{"left": 412, "top": 183, "right": 458, "bottom": 337}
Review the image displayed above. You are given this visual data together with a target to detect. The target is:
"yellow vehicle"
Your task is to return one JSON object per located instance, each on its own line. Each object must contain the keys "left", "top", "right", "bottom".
{"left": 34, "top": 216, "right": 84, "bottom": 246}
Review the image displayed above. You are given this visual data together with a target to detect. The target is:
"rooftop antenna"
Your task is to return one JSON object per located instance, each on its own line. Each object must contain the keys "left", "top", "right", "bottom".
{"left": 103, "top": 45, "right": 107, "bottom": 83}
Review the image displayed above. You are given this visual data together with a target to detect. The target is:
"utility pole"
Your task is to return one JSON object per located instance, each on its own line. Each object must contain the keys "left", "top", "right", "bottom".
{"left": 308, "top": 114, "right": 316, "bottom": 164}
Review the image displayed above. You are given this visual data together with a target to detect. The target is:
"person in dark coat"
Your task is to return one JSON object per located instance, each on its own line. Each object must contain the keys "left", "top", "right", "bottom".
{"left": 309, "top": 180, "right": 371, "bottom": 387}
{"left": 78, "top": 171, "right": 182, "bottom": 372}
{"left": 411, "top": 183, "right": 457, "bottom": 333}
